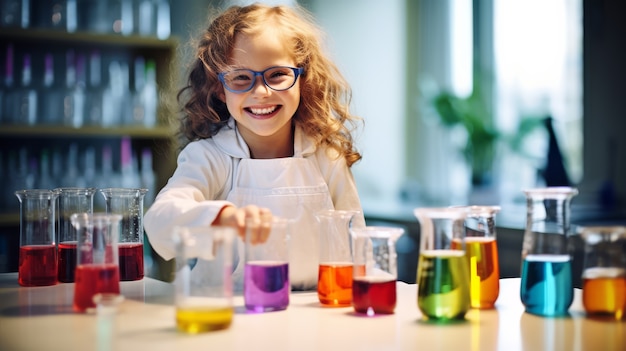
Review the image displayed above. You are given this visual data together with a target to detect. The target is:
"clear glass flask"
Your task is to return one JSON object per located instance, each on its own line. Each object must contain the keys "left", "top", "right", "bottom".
{"left": 315, "top": 210, "right": 359, "bottom": 307}
{"left": 351, "top": 226, "right": 404, "bottom": 315}
{"left": 174, "top": 225, "right": 236, "bottom": 333}
{"left": 414, "top": 207, "right": 470, "bottom": 321}
{"left": 56, "top": 187, "right": 96, "bottom": 283}
{"left": 520, "top": 187, "right": 578, "bottom": 317}
{"left": 71, "top": 213, "right": 122, "bottom": 313}
{"left": 460, "top": 205, "right": 501, "bottom": 309}
{"left": 100, "top": 187, "right": 147, "bottom": 281}
{"left": 579, "top": 226, "right": 626, "bottom": 320}
{"left": 243, "top": 217, "right": 290, "bottom": 313}
{"left": 15, "top": 189, "right": 59, "bottom": 286}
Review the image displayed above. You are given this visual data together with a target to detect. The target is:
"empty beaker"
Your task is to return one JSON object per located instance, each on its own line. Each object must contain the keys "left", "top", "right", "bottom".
{"left": 520, "top": 187, "right": 578, "bottom": 317}
{"left": 174, "top": 225, "right": 236, "bottom": 333}
{"left": 414, "top": 207, "right": 470, "bottom": 321}
{"left": 100, "top": 187, "right": 147, "bottom": 281}
{"left": 15, "top": 189, "right": 59, "bottom": 287}
{"left": 459, "top": 205, "right": 501, "bottom": 309}
{"left": 579, "top": 226, "right": 626, "bottom": 320}
{"left": 244, "top": 217, "right": 290, "bottom": 312}
{"left": 351, "top": 226, "right": 404, "bottom": 315}
{"left": 71, "top": 213, "right": 122, "bottom": 313}
{"left": 315, "top": 210, "right": 359, "bottom": 307}
{"left": 56, "top": 187, "right": 96, "bottom": 283}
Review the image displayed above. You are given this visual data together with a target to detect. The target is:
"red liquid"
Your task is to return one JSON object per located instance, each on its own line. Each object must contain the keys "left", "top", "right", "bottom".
{"left": 73, "top": 264, "right": 120, "bottom": 312}
{"left": 119, "top": 243, "right": 144, "bottom": 281}
{"left": 352, "top": 277, "right": 397, "bottom": 314}
{"left": 58, "top": 241, "right": 77, "bottom": 283}
{"left": 18, "top": 245, "right": 57, "bottom": 286}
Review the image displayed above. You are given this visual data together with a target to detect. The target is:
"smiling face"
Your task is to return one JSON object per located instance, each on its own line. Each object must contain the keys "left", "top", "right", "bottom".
{"left": 220, "top": 29, "right": 301, "bottom": 158}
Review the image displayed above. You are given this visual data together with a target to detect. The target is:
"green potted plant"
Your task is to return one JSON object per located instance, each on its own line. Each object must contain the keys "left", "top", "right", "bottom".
{"left": 432, "top": 79, "right": 543, "bottom": 186}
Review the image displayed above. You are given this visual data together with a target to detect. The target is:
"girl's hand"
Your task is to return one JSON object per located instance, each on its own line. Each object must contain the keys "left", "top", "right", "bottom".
{"left": 214, "top": 205, "right": 272, "bottom": 244}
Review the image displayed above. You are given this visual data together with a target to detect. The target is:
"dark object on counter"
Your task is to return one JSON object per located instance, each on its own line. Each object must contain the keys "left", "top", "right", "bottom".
{"left": 598, "top": 139, "right": 617, "bottom": 210}
{"left": 540, "top": 116, "right": 572, "bottom": 187}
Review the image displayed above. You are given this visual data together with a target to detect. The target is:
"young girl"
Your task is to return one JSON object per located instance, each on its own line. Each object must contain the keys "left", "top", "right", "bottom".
{"left": 143, "top": 3, "right": 365, "bottom": 291}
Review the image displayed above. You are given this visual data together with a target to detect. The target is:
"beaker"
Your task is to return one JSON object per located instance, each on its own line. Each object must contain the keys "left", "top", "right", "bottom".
{"left": 315, "top": 209, "right": 359, "bottom": 306}
{"left": 71, "top": 212, "right": 122, "bottom": 313}
{"left": 579, "top": 226, "right": 626, "bottom": 320}
{"left": 174, "top": 225, "right": 236, "bottom": 333}
{"left": 244, "top": 217, "right": 290, "bottom": 312}
{"left": 459, "top": 205, "right": 501, "bottom": 309}
{"left": 351, "top": 226, "right": 404, "bottom": 315}
{"left": 56, "top": 187, "right": 96, "bottom": 283}
{"left": 15, "top": 189, "right": 59, "bottom": 287}
{"left": 414, "top": 207, "right": 470, "bottom": 321}
{"left": 100, "top": 187, "right": 147, "bottom": 281}
{"left": 520, "top": 187, "right": 578, "bottom": 317}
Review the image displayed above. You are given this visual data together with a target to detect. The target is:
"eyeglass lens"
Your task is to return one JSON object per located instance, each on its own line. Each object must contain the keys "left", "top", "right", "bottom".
{"left": 221, "top": 67, "right": 298, "bottom": 92}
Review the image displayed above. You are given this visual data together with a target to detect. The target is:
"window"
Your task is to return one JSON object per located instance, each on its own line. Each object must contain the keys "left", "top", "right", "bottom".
{"left": 493, "top": 0, "right": 583, "bottom": 195}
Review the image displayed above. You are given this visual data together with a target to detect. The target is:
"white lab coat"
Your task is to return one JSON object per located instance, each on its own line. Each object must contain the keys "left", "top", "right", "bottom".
{"left": 144, "top": 118, "right": 364, "bottom": 290}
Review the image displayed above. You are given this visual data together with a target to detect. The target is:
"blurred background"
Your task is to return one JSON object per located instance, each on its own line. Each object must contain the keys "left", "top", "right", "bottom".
{"left": 1, "top": 0, "right": 624, "bottom": 281}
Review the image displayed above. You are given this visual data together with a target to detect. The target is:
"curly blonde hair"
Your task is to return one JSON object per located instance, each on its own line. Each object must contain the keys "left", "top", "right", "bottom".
{"left": 177, "top": 3, "right": 362, "bottom": 167}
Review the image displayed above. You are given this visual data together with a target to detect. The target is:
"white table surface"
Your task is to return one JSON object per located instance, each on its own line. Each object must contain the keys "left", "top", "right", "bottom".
{"left": 0, "top": 273, "right": 624, "bottom": 351}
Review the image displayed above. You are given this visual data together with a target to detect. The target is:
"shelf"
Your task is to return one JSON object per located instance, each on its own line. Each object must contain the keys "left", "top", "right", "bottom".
{"left": 0, "top": 28, "right": 178, "bottom": 50}
{"left": 0, "top": 25, "right": 179, "bottom": 228}
{"left": 0, "top": 125, "right": 176, "bottom": 139}
{"left": 0, "top": 213, "right": 19, "bottom": 227}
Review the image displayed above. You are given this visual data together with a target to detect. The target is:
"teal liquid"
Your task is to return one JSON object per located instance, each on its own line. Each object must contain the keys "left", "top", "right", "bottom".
{"left": 520, "top": 255, "right": 573, "bottom": 316}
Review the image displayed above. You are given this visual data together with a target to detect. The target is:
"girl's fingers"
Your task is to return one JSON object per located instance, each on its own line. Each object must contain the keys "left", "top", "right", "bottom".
{"left": 244, "top": 206, "right": 272, "bottom": 245}
{"left": 258, "top": 208, "right": 273, "bottom": 243}
{"left": 258, "top": 208, "right": 272, "bottom": 243}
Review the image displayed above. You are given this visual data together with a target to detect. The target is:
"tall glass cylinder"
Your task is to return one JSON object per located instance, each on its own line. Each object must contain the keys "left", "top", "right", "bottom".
{"left": 315, "top": 210, "right": 358, "bottom": 307}
{"left": 579, "top": 226, "right": 626, "bottom": 320}
{"left": 56, "top": 187, "right": 96, "bottom": 283}
{"left": 100, "top": 187, "right": 147, "bottom": 281}
{"left": 71, "top": 213, "right": 122, "bottom": 313}
{"left": 414, "top": 207, "right": 470, "bottom": 321}
{"left": 520, "top": 187, "right": 578, "bottom": 316}
{"left": 460, "top": 205, "right": 501, "bottom": 309}
{"left": 15, "top": 189, "right": 59, "bottom": 286}
{"left": 351, "top": 226, "right": 404, "bottom": 315}
{"left": 244, "top": 217, "right": 290, "bottom": 313}
{"left": 174, "top": 225, "right": 236, "bottom": 333}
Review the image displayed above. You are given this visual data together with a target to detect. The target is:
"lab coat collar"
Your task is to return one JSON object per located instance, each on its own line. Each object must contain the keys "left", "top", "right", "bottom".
{"left": 212, "top": 117, "right": 317, "bottom": 159}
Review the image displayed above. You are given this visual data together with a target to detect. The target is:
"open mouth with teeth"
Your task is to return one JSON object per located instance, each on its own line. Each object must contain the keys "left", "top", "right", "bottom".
{"left": 246, "top": 105, "right": 281, "bottom": 118}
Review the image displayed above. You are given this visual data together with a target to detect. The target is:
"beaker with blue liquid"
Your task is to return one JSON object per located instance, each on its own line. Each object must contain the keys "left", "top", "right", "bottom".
{"left": 520, "top": 187, "right": 578, "bottom": 317}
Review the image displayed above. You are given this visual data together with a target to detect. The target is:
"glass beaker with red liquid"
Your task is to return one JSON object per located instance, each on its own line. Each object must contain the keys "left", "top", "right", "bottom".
{"left": 100, "top": 188, "right": 147, "bottom": 281}
{"left": 579, "top": 226, "right": 626, "bottom": 320}
{"left": 351, "top": 226, "right": 404, "bottom": 315}
{"left": 174, "top": 225, "right": 236, "bottom": 333}
{"left": 244, "top": 217, "right": 290, "bottom": 313}
{"left": 520, "top": 187, "right": 578, "bottom": 317}
{"left": 15, "top": 189, "right": 59, "bottom": 287}
{"left": 454, "top": 205, "right": 501, "bottom": 309}
{"left": 315, "top": 210, "right": 359, "bottom": 306}
{"left": 56, "top": 187, "right": 96, "bottom": 283}
{"left": 71, "top": 212, "right": 122, "bottom": 313}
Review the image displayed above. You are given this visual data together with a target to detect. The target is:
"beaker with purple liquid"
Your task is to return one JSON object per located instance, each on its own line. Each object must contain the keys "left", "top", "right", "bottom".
{"left": 244, "top": 217, "right": 290, "bottom": 312}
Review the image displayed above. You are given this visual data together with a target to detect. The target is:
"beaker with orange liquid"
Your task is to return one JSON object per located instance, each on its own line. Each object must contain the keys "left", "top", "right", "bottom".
{"left": 315, "top": 210, "right": 359, "bottom": 306}
{"left": 579, "top": 226, "right": 626, "bottom": 320}
{"left": 453, "top": 205, "right": 501, "bottom": 309}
